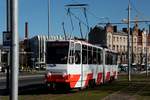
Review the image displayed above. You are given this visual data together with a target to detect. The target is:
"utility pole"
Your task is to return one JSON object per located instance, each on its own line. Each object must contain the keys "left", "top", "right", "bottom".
{"left": 48, "top": 0, "right": 50, "bottom": 37}
{"left": 10, "top": 0, "right": 19, "bottom": 100}
{"left": 146, "top": 25, "right": 150, "bottom": 77}
{"left": 128, "top": 0, "right": 131, "bottom": 81}
{"left": 146, "top": 30, "right": 148, "bottom": 77}
{"left": 6, "top": 0, "right": 11, "bottom": 93}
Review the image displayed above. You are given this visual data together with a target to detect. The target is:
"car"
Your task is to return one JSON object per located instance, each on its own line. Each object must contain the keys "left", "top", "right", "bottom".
{"left": 119, "top": 64, "right": 128, "bottom": 72}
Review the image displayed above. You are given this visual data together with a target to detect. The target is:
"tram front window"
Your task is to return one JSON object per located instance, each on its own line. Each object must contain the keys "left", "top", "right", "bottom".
{"left": 46, "top": 42, "right": 69, "bottom": 64}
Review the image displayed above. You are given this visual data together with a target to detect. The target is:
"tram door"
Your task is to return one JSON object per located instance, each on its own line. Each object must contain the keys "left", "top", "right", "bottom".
{"left": 74, "top": 43, "right": 82, "bottom": 87}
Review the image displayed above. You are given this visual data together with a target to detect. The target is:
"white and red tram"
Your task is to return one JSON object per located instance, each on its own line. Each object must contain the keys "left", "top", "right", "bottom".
{"left": 45, "top": 40, "right": 118, "bottom": 89}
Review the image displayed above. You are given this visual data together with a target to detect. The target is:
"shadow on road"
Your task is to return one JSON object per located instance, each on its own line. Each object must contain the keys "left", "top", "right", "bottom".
{"left": 1, "top": 74, "right": 150, "bottom": 98}
{"left": 0, "top": 83, "right": 77, "bottom": 96}
{"left": 0, "top": 88, "right": 7, "bottom": 96}
{"left": 19, "top": 83, "right": 77, "bottom": 95}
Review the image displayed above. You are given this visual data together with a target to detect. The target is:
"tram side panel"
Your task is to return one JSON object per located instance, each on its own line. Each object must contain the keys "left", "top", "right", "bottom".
{"left": 95, "top": 48, "right": 104, "bottom": 85}
{"left": 111, "top": 52, "right": 118, "bottom": 80}
{"left": 70, "top": 44, "right": 104, "bottom": 88}
{"left": 81, "top": 46, "right": 104, "bottom": 87}
{"left": 103, "top": 49, "right": 110, "bottom": 82}
{"left": 95, "top": 65, "right": 103, "bottom": 85}
{"left": 67, "top": 64, "right": 82, "bottom": 88}
{"left": 103, "top": 49, "right": 118, "bottom": 82}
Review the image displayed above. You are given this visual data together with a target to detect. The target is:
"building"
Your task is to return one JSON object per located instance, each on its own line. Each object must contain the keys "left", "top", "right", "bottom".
{"left": 88, "top": 22, "right": 150, "bottom": 67}
{"left": 88, "top": 25, "right": 106, "bottom": 47}
{"left": 89, "top": 23, "right": 128, "bottom": 64}
{"left": 29, "top": 35, "right": 65, "bottom": 68}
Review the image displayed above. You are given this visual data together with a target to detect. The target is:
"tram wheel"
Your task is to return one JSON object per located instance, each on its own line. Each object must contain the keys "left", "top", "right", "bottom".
{"left": 78, "top": 87, "right": 85, "bottom": 91}
{"left": 109, "top": 76, "right": 114, "bottom": 83}
{"left": 88, "top": 79, "right": 96, "bottom": 88}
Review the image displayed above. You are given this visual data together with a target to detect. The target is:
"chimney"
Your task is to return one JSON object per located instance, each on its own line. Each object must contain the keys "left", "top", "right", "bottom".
{"left": 25, "top": 22, "right": 28, "bottom": 39}
{"left": 122, "top": 28, "right": 128, "bottom": 33}
{"left": 113, "top": 26, "right": 117, "bottom": 32}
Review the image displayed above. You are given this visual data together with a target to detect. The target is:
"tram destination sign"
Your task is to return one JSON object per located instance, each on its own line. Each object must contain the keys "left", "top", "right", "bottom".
{"left": 47, "top": 41, "right": 69, "bottom": 47}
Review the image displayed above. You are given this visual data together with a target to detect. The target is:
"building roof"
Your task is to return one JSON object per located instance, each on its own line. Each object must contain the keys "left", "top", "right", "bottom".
{"left": 112, "top": 31, "right": 127, "bottom": 36}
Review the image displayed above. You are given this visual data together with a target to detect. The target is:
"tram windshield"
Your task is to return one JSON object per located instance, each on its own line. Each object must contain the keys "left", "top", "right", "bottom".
{"left": 46, "top": 41, "right": 69, "bottom": 64}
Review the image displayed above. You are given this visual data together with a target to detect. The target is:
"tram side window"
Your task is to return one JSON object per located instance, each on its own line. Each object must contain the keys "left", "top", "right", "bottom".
{"left": 107, "top": 52, "right": 113, "bottom": 65}
{"left": 82, "top": 45, "right": 87, "bottom": 64}
{"left": 97, "top": 49, "right": 102, "bottom": 64}
{"left": 112, "top": 53, "right": 117, "bottom": 65}
{"left": 105, "top": 52, "right": 110, "bottom": 65}
{"left": 109, "top": 53, "right": 113, "bottom": 65}
{"left": 105, "top": 52, "right": 107, "bottom": 64}
{"left": 115, "top": 54, "right": 118, "bottom": 64}
{"left": 69, "top": 50, "right": 74, "bottom": 64}
{"left": 75, "top": 51, "right": 81, "bottom": 64}
{"left": 88, "top": 47, "right": 92, "bottom": 64}
{"left": 75, "top": 43, "right": 81, "bottom": 64}
{"left": 93, "top": 47, "right": 97, "bottom": 64}
{"left": 112, "top": 53, "right": 115, "bottom": 65}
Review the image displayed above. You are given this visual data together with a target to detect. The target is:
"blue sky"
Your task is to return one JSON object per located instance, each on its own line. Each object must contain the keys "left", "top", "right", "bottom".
{"left": 0, "top": 0, "right": 150, "bottom": 43}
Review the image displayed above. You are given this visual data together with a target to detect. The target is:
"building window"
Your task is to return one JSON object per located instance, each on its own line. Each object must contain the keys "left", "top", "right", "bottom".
{"left": 144, "top": 47, "right": 146, "bottom": 51}
{"left": 117, "top": 37, "right": 119, "bottom": 41}
{"left": 134, "top": 46, "right": 136, "bottom": 51}
{"left": 134, "top": 38, "right": 136, "bottom": 43}
{"left": 113, "top": 37, "right": 115, "bottom": 41}
{"left": 124, "top": 46, "right": 125, "bottom": 52}
{"left": 120, "top": 45, "right": 122, "bottom": 51}
{"left": 124, "top": 37, "right": 125, "bottom": 42}
{"left": 117, "top": 45, "right": 119, "bottom": 51}
{"left": 113, "top": 45, "right": 115, "bottom": 50}
{"left": 120, "top": 37, "right": 122, "bottom": 42}
{"left": 109, "top": 45, "right": 111, "bottom": 49}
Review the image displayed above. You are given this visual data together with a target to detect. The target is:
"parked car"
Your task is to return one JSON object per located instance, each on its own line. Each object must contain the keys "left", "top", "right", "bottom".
{"left": 118, "top": 64, "right": 128, "bottom": 72}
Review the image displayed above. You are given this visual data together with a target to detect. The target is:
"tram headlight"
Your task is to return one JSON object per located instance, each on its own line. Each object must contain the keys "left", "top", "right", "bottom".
{"left": 46, "top": 72, "right": 52, "bottom": 78}
{"left": 63, "top": 72, "right": 67, "bottom": 77}
{"left": 63, "top": 72, "right": 69, "bottom": 80}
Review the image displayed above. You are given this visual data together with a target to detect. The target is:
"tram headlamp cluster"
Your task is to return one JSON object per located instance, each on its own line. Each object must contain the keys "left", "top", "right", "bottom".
{"left": 46, "top": 72, "right": 52, "bottom": 78}
{"left": 62, "top": 72, "right": 67, "bottom": 77}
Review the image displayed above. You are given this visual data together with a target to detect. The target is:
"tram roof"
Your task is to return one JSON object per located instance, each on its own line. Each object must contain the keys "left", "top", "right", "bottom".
{"left": 46, "top": 39, "right": 103, "bottom": 49}
{"left": 46, "top": 39, "right": 118, "bottom": 53}
{"left": 104, "top": 48, "right": 118, "bottom": 53}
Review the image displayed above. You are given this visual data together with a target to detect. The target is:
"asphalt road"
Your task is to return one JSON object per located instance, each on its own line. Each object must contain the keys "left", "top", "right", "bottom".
{"left": 0, "top": 71, "right": 45, "bottom": 90}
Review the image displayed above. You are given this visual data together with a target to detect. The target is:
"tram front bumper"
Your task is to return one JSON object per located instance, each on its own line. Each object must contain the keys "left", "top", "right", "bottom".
{"left": 45, "top": 73, "right": 81, "bottom": 88}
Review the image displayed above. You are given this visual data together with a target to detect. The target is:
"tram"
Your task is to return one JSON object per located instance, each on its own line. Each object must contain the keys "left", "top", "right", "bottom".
{"left": 45, "top": 40, "right": 118, "bottom": 89}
